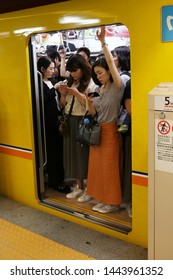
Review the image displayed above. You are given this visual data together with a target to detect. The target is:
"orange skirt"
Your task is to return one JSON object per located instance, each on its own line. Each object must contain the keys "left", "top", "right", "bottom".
{"left": 87, "top": 122, "right": 122, "bottom": 205}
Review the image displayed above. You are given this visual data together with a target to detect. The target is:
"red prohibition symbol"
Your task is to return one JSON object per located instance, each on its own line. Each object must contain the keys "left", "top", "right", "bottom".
{"left": 157, "top": 120, "right": 170, "bottom": 134}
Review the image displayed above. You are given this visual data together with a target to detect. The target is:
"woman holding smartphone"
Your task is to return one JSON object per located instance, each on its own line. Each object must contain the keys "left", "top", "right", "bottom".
{"left": 59, "top": 54, "right": 97, "bottom": 199}
{"left": 86, "top": 26, "right": 126, "bottom": 213}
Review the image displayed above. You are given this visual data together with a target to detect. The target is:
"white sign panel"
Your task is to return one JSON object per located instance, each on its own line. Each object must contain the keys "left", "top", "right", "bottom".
{"left": 155, "top": 115, "right": 173, "bottom": 172}
{"left": 155, "top": 95, "right": 173, "bottom": 111}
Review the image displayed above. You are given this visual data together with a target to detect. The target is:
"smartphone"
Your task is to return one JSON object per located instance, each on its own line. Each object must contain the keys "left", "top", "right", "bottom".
{"left": 60, "top": 83, "right": 68, "bottom": 87}
{"left": 88, "top": 92, "right": 99, "bottom": 97}
{"left": 60, "top": 80, "right": 68, "bottom": 87}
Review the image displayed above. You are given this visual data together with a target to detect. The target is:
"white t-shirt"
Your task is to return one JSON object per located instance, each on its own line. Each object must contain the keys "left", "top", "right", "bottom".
{"left": 65, "top": 79, "right": 97, "bottom": 116}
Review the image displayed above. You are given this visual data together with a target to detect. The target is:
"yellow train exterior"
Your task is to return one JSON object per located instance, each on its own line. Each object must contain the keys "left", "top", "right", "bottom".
{"left": 0, "top": 0, "right": 172, "bottom": 248}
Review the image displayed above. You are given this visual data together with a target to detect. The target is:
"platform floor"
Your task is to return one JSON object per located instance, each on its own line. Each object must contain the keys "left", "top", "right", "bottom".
{"left": 0, "top": 218, "right": 93, "bottom": 260}
{"left": 0, "top": 195, "right": 147, "bottom": 260}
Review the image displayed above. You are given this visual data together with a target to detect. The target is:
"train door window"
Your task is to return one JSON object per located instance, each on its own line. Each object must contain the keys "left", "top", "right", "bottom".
{"left": 29, "top": 24, "right": 132, "bottom": 234}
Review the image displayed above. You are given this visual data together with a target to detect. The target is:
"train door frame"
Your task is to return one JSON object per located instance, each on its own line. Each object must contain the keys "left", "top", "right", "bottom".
{"left": 29, "top": 24, "right": 132, "bottom": 235}
{"left": 29, "top": 39, "right": 46, "bottom": 197}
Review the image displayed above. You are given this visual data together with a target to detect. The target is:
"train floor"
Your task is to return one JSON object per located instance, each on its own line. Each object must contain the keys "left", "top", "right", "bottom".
{"left": 0, "top": 195, "right": 147, "bottom": 260}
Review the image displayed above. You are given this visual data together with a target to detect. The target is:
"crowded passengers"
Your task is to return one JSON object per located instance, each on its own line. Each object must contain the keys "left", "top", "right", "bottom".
{"left": 37, "top": 26, "right": 132, "bottom": 217}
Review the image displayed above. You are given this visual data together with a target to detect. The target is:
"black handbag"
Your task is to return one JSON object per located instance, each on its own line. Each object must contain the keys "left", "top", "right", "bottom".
{"left": 58, "top": 114, "right": 70, "bottom": 137}
{"left": 76, "top": 112, "right": 101, "bottom": 146}
{"left": 58, "top": 96, "right": 75, "bottom": 137}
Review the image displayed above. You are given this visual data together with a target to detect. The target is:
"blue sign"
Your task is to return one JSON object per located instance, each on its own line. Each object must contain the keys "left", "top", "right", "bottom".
{"left": 162, "top": 5, "right": 173, "bottom": 42}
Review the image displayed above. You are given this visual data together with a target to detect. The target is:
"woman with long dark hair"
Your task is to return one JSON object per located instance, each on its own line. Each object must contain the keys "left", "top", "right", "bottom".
{"left": 37, "top": 56, "right": 65, "bottom": 190}
{"left": 59, "top": 54, "right": 96, "bottom": 199}
{"left": 86, "top": 27, "right": 127, "bottom": 213}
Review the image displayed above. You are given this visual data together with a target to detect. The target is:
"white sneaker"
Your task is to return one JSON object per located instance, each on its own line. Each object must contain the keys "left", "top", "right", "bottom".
{"left": 92, "top": 202, "right": 105, "bottom": 211}
{"left": 118, "top": 124, "right": 128, "bottom": 133}
{"left": 77, "top": 193, "right": 92, "bottom": 202}
{"left": 98, "top": 204, "right": 120, "bottom": 213}
{"left": 66, "top": 187, "right": 82, "bottom": 198}
{"left": 127, "top": 204, "right": 132, "bottom": 218}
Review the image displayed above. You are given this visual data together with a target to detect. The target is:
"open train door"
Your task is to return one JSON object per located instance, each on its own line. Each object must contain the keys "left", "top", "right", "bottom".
{"left": 28, "top": 26, "right": 132, "bottom": 236}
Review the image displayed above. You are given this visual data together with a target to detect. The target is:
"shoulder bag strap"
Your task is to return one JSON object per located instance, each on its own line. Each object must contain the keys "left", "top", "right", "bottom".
{"left": 68, "top": 96, "right": 75, "bottom": 116}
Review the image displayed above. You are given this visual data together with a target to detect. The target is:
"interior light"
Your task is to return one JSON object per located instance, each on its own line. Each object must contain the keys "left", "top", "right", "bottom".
{"left": 14, "top": 27, "right": 45, "bottom": 36}
{"left": 0, "top": 31, "right": 10, "bottom": 38}
{"left": 59, "top": 16, "right": 100, "bottom": 25}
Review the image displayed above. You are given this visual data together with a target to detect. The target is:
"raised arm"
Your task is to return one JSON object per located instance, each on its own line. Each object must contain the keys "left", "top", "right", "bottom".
{"left": 96, "top": 26, "right": 122, "bottom": 89}
{"left": 59, "top": 48, "right": 70, "bottom": 78}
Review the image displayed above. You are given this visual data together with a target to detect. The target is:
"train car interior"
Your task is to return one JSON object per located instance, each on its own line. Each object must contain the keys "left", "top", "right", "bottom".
{"left": 29, "top": 24, "right": 132, "bottom": 235}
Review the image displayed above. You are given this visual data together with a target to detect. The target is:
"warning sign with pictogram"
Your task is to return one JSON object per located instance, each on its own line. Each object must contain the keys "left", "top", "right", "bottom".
{"left": 155, "top": 114, "right": 173, "bottom": 172}
{"left": 157, "top": 120, "right": 170, "bottom": 134}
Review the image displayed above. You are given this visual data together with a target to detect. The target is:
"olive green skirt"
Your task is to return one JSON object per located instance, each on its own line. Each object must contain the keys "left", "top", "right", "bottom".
{"left": 63, "top": 115, "right": 89, "bottom": 180}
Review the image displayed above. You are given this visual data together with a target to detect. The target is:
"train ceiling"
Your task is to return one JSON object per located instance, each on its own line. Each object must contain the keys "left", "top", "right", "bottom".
{"left": 0, "top": 0, "right": 69, "bottom": 14}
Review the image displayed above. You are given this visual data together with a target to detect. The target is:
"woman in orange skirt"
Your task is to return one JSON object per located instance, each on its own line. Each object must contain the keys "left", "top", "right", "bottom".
{"left": 85, "top": 26, "right": 126, "bottom": 213}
